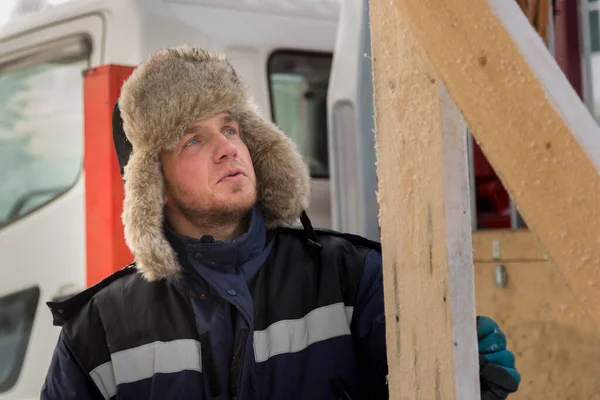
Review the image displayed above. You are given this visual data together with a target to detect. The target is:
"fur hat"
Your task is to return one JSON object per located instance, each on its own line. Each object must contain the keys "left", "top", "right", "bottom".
{"left": 112, "top": 45, "right": 310, "bottom": 281}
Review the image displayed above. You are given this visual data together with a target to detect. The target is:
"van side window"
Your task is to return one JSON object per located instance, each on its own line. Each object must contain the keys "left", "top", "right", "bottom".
{"left": 0, "top": 286, "right": 40, "bottom": 393}
{"left": 267, "top": 51, "right": 332, "bottom": 179}
{"left": 0, "top": 56, "right": 88, "bottom": 228}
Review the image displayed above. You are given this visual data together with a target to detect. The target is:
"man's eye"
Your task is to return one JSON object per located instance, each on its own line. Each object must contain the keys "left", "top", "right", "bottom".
{"left": 224, "top": 128, "right": 236, "bottom": 136}
{"left": 185, "top": 139, "right": 198, "bottom": 147}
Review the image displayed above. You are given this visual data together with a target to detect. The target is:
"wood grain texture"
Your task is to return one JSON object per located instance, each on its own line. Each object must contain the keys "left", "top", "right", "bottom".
{"left": 369, "top": 2, "right": 479, "bottom": 398}
{"left": 387, "top": 0, "right": 600, "bottom": 324}
{"left": 475, "top": 261, "right": 600, "bottom": 399}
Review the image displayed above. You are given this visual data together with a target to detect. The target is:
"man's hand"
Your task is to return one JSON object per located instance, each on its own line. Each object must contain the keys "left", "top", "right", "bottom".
{"left": 477, "top": 316, "right": 521, "bottom": 400}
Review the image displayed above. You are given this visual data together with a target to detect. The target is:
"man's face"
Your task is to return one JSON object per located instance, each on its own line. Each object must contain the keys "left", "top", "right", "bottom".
{"left": 160, "top": 112, "right": 257, "bottom": 225}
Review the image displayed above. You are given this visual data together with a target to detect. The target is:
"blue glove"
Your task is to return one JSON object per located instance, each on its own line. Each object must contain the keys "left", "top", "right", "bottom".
{"left": 477, "top": 316, "right": 520, "bottom": 400}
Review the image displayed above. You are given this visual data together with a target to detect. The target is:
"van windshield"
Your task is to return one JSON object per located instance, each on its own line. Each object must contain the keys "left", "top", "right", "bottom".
{"left": 0, "top": 57, "right": 87, "bottom": 228}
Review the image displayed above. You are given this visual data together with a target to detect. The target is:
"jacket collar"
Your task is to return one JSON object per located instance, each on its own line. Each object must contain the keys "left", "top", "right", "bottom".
{"left": 165, "top": 207, "right": 267, "bottom": 277}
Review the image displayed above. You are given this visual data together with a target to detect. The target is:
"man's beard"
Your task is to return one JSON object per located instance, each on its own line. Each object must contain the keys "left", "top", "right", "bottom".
{"left": 168, "top": 183, "right": 257, "bottom": 231}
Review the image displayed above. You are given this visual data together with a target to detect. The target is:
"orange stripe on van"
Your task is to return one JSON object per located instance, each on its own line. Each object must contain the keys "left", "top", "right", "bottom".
{"left": 83, "top": 65, "right": 135, "bottom": 287}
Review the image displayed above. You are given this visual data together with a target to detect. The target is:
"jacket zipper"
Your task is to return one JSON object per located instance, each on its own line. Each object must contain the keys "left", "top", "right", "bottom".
{"left": 229, "top": 327, "right": 249, "bottom": 398}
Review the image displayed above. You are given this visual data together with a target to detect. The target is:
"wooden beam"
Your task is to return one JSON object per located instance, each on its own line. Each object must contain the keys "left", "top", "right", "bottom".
{"left": 384, "top": 0, "right": 600, "bottom": 322}
{"left": 369, "top": 2, "right": 480, "bottom": 398}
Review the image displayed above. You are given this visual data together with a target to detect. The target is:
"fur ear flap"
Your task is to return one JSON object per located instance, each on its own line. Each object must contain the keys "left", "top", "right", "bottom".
{"left": 122, "top": 151, "right": 181, "bottom": 281}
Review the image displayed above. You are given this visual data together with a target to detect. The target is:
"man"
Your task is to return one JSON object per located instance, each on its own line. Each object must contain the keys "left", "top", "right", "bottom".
{"left": 41, "top": 45, "right": 520, "bottom": 400}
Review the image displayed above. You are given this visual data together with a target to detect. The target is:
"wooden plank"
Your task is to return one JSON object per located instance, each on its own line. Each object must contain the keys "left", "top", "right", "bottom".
{"left": 475, "top": 261, "right": 600, "bottom": 399}
{"left": 387, "top": 0, "right": 600, "bottom": 321}
{"left": 369, "top": 3, "right": 480, "bottom": 398}
{"left": 472, "top": 230, "right": 548, "bottom": 262}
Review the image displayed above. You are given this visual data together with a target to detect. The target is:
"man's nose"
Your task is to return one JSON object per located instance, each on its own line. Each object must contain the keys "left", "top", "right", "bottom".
{"left": 212, "top": 131, "right": 237, "bottom": 162}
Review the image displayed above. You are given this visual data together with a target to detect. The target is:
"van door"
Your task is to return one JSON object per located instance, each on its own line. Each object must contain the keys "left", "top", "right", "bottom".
{"left": 0, "top": 14, "right": 103, "bottom": 398}
{"left": 327, "top": 0, "right": 379, "bottom": 240}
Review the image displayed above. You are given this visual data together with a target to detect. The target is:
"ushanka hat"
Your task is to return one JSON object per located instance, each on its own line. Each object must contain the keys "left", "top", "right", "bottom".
{"left": 112, "top": 45, "right": 310, "bottom": 281}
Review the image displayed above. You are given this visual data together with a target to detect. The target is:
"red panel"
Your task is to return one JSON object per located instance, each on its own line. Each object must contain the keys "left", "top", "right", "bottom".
{"left": 83, "top": 65, "right": 136, "bottom": 287}
{"left": 472, "top": 141, "right": 495, "bottom": 178}
{"left": 477, "top": 180, "right": 509, "bottom": 212}
{"left": 553, "top": 0, "right": 584, "bottom": 99}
